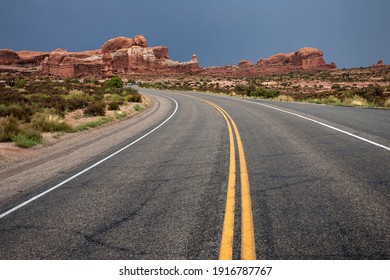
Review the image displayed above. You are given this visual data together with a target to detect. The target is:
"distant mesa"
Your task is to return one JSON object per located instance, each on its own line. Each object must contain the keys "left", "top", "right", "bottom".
{"left": 0, "top": 35, "right": 343, "bottom": 78}
{"left": 257, "top": 47, "right": 332, "bottom": 70}
{"left": 202, "top": 47, "right": 337, "bottom": 78}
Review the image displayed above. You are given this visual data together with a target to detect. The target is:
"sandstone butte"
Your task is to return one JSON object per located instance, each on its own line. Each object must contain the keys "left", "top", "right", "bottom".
{"left": 0, "top": 35, "right": 338, "bottom": 78}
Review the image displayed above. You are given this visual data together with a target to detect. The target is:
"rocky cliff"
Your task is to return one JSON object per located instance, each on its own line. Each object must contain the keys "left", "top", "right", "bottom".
{"left": 40, "top": 35, "right": 200, "bottom": 77}
{"left": 1, "top": 36, "right": 337, "bottom": 78}
{"left": 0, "top": 49, "right": 49, "bottom": 67}
{"left": 201, "top": 47, "right": 336, "bottom": 77}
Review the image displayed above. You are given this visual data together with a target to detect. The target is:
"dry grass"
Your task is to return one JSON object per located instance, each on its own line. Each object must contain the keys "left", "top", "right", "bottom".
{"left": 276, "top": 95, "right": 294, "bottom": 102}
{"left": 384, "top": 98, "right": 390, "bottom": 108}
{"left": 343, "top": 95, "right": 369, "bottom": 107}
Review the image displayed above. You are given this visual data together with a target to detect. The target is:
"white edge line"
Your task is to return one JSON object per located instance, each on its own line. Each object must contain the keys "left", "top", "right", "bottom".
{"left": 239, "top": 99, "right": 390, "bottom": 151}
{"left": 0, "top": 94, "right": 179, "bottom": 219}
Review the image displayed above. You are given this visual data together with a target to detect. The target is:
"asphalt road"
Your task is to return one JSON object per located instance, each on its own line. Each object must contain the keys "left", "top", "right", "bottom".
{"left": 0, "top": 88, "right": 389, "bottom": 259}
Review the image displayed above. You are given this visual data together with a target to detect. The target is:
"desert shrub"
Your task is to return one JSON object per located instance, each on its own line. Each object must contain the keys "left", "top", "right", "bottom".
{"left": 12, "top": 134, "right": 38, "bottom": 148}
{"left": 325, "top": 95, "right": 342, "bottom": 105}
{"left": 353, "top": 85, "right": 386, "bottom": 101}
{"left": 124, "top": 87, "right": 139, "bottom": 94}
{"left": 250, "top": 87, "right": 280, "bottom": 98}
{"left": 0, "top": 104, "right": 6, "bottom": 114}
{"left": 110, "top": 94, "right": 125, "bottom": 104}
{"left": 115, "top": 111, "right": 128, "bottom": 120}
{"left": 31, "top": 111, "right": 72, "bottom": 132}
{"left": 2, "top": 104, "right": 32, "bottom": 121}
{"left": 69, "top": 89, "right": 84, "bottom": 96}
{"left": 104, "top": 76, "right": 123, "bottom": 88}
{"left": 12, "top": 125, "right": 42, "bottom": 148}
{"left": 65, "top": 96, "right": 89, "bottom": 111}
{"left": 108, "top": 101, "right": 120, "bottom": 111}
{"left": 125, "top": 92, "right": 142, "bottom": 103}
{"left": 0, "top": 116, "right": 20, "bottom": 142}
{"left": 14, "top": 78, "right": 27, "bottom": 88}
{"left": 65, "top": 78, "right": 80, "bottom": 84}
{"left": 84, "top": 102, "right": 106, "bottom": 116}
{"left": 133, "top": 104, "right": 143, "bottom": 111}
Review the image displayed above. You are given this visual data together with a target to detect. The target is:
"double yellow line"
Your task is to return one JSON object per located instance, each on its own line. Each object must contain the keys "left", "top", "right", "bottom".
{"left": 198, "top": 98, "right": 256, "bottom": 260}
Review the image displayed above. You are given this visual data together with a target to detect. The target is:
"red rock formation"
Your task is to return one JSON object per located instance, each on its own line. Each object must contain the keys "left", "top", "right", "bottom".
{"left": 17, "top": 51, "right": 50, "bottom": 67}
{"left": 202, "top": 47, "right": 336, "bottom": 77}
{"left": 134, "top": 35, "right": 147, "bottom": 47}
{"left": 238, "top": 60, "right": 253, "bottom": 67}
{"left": 1, "top": 38, "right": 335, "bottom": 78}
{"left": 102, "top": 50, "right": 113, "bottom": 77}
{"left": 0, "top": 49, "right": 20, "bottom": 65}
{"left": 40, "top": 35, "right": 200, "bottom": 77}
{"left": 0, "top": 49, "right": 49, "bottom": 67}
{"left": 42, "top": 49, "right": 102, "bottom": 77}
{"left": 101, "top": 37, "right": 134, "bottom": 52}
{"left": 257, "top": 47, "right": 333, "bottom": 70}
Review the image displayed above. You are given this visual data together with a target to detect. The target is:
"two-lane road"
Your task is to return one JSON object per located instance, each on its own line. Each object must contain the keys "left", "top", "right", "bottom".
{"left": 0, "top": 88, "right": 389, "bottom": 259}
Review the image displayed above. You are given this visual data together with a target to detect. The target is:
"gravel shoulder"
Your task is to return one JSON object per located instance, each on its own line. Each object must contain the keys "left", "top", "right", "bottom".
{"left": 0, "top": 93, "right": 172, "bottom": 208}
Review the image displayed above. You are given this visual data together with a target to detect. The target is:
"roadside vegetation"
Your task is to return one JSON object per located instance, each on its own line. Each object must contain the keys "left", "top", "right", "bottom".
{"left": 139, "top": 66, "right": 390, "bottom": 108}
{"left": 0, "top": 75, "right": 144, "bottom": 148}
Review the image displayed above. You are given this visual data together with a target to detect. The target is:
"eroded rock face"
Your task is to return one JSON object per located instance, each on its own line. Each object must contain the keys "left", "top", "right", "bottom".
{"left": 238, "top": 60, "right": 254, "bottom": 67}
{"left": 0, "top": 49, "right": 49, "bottom": 67}
{"left": 257, "top": 47, "right": 332, "bottom": 70}
{"left": 101, "top": 37, "right": 134, "bottom": 52}
{"left": 40, "top": 35, "right": 200, "bottom": 77}
{"left": 0, "top": 49, "right": 19, "bottom": 65}
{"left": 133, "top": 35, "right": 147, "bottom": 47}
{"left": 1, "top": 38, "right": 335, "bottom": 78}
{"left": 202, "top": 47, "right": 336, "bottom": 77}
{"left": 42, "top": 48, "right": 102, "bottom": 77}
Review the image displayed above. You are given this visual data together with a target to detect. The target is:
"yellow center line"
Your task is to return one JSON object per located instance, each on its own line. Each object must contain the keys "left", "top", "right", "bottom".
{"left": 205, "top": 102, "right": 236, "bottom": 260}
{"left": 194, "top": 96, "right": 256, "bottom": 260}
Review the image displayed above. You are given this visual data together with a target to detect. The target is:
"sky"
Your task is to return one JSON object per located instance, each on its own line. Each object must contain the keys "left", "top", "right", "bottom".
{"left": 0, "top": 0, "right": 389, "bottom": 68}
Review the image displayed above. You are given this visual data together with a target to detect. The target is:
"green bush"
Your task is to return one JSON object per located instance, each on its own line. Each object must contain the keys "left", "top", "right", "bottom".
{"left": 133, "top": 104, "right": 143, "bottom": 111}
{"left": 104, "top": 76, "right": 124, "bottom": 88}
{"left": 250, "top": 87, "right": 280, "bottom": 98}
{"left": 125, "top": 93, "right": 142, "bottom": 103}
{"left": 84, "top": 102, "right": 106, "bottom": 116}
{"left": 108, "top": 101, "right": 120, "bottom": 111}
{"left": 110, "top": 94, "right": 125, "bottom": 104}
{"left": 15, "top": 78, "right": 27, "bottom": 88}
{"left": 0, "top": 116, "right": 20, "bottom": 142}
{"left": 115, "top": 111, "right": 128, "bottom": 120}
{"left": 12, "top": 125, "right": 42, "bottom": 148}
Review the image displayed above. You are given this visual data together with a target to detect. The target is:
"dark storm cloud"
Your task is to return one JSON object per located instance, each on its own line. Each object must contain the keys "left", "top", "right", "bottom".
{"left": 0, "top": 0, "right": 389, "bottom": 68}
